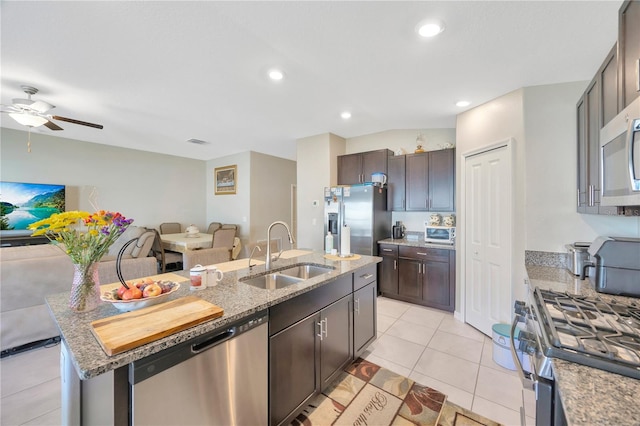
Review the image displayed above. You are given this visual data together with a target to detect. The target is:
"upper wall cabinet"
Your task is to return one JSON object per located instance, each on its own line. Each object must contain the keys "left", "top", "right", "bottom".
{"left": 337, "top": 149, "right": 393, "bottom": 185}
{"left": 387, "top": 155, "right": 406, "bottom": 211}
{"left": 405, "top": 149, "right": 455, "bottom": 212}
{"left": 577, "top": 44, "right": 620, "bottom": 215}
{"left": 618, "top": 0, "right": 640, "bottom": 109}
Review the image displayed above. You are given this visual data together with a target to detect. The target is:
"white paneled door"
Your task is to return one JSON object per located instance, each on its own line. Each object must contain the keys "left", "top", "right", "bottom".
{"left": 464, "top": 145, "right": 512, "bottom": 336}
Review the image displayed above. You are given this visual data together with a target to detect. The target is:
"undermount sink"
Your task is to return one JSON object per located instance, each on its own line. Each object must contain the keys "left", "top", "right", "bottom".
{"left": 239, "top": 263, "right": 335, "bottom": 290}
{"left": 240, "top": 273, "right": 303, "bottom": 290}
{"left": 279, "top": 264, "right": 334, "bottom": 279}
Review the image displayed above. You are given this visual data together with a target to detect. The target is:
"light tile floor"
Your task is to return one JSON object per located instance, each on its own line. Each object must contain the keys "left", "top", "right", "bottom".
{"left": 365, "top": 297, "right": 535, "bottom": 426}
{"left": 0, "top": 297, "right": 535, "bottom": 425}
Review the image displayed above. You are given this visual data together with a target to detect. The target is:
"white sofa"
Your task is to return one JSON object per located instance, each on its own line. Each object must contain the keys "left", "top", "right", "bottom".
{"left": 0, "top": 226, "right": 157, "bottom": 352}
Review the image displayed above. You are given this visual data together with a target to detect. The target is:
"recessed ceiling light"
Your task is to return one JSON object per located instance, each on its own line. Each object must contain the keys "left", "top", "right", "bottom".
{"left": 186, "top": 138, "right": 209, "bottom": 145}
{"left": 417, "top": 20, "right": 445, "bottom": 38}
{"left": 456, "top": 100, "right": 471, "bottom": 107}
{"left": 268, "top": 69, "right": 284, "bottom": 81}
{"left": 341, "top": 111, "right": 351, "bottom": 119}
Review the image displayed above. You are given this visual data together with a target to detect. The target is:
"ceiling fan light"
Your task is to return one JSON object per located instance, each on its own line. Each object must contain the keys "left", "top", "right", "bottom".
{"left": 9, "top": 113, "right": 48, "bottom": 127}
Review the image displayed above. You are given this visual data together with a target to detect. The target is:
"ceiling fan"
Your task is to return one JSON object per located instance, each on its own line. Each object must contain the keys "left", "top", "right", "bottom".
{"left": 2, "top": 85, "right": 104, "bottom": 130}
{"left": 1, "top": 85, "right": 104, "bottom": 152}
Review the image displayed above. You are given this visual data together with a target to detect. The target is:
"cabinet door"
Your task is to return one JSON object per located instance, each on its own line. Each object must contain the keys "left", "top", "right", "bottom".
{"left": 585, "top": 78, "right": 600, "bottom": 214}
{"left": 405, "top": 153, "right": 429, "bottom": 211}
{"left": 379, "top": 254, "right": 398, "bottom": 295}
{"left": 362, "top": 150, "right": 388, "bottom": 182}
{"left": 601, "top": 44, "right": 618, "bottom": 126}
{"left": 270, "top": 313, "right": 320, "bottom": 426}
{"left": 398, "top": 258, "right": 422, "bottom": 299}
{"left": 428, "top": 149, "right": 455, "bottom": 211}
{"left": 387, "top": 156, "right": 405, "bottom": 211}
{"left": 619, "top": 0, "right": 640, "bottom": 108}
{"left": 422, "top": 260, "right": 453, "bottom": 311}
{"left": 320, "top": 296, "right": 352, "bottom": 390}
{"left": 354, "top": 282, "right": 377, "bottom": 358}
{"left": 577, "top": 96, "right": 587, "bottom": 212}
{"left": 338, "top": 154, "right": 362, "bottom": 185}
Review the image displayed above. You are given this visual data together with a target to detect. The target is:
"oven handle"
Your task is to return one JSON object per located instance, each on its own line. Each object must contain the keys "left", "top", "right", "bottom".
{"left": 510, "top": 314, "right": 536, "bottom": 390}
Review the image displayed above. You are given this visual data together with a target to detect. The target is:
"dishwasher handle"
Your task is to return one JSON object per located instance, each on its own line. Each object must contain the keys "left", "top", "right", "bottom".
{"left": 191, "top": 328, "right": 236, "bottom": 353}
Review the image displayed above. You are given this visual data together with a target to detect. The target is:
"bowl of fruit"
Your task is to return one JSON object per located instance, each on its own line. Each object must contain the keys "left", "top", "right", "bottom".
{"left": 101, "top": 278, "right": 180, "bottom": 312}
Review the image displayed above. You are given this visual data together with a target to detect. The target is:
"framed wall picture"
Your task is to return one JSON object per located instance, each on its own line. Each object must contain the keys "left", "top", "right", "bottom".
{"left": 214, "top": 165, "right": 237, "bottom": 195}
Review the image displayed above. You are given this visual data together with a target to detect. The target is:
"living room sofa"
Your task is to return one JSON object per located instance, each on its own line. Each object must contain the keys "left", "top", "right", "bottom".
{"left": 0, "top": 226, "right": 157, "bottom": 352}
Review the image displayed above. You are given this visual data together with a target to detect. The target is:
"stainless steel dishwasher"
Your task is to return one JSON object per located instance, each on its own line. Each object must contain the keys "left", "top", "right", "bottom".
{"left": 130, "top": 310, "right": 268, "bottom": 425}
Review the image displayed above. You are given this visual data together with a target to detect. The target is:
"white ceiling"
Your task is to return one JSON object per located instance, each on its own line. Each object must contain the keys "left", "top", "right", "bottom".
{"left": 1, "top": 1, "right": 621, "bottom": 161}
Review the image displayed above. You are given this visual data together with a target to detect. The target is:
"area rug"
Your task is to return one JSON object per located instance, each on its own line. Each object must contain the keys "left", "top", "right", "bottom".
{"left": 291, "top": 358, "right": 503, "bottom": 426}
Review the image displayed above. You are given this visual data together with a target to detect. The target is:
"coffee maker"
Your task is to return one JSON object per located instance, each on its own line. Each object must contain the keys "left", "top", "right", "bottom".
{"left": 392, "top": 221, "right": 405, "bottom": 239}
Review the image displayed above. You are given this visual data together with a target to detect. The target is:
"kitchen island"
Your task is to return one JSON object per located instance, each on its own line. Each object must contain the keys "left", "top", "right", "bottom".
{"left": 48, "top": 250, "right": 381, "bottom": 425}
{"left": 526, "top": 265, "right": 640, "bottom": 426}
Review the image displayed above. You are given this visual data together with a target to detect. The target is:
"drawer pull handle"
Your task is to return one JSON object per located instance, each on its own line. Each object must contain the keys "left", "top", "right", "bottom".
{"left": 382, "top": 248, "right": 392, "bottom": 252}
{"left": 417, "top": 252, "right": 428, "bottom": 255}
{"left": 360, "top": 273, "right": 373, "bottom": 280}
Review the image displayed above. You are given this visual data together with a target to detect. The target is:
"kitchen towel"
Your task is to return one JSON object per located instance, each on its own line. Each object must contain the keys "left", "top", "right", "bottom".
{"left": 341, "top": 225, "right": 351, "bottom": 256}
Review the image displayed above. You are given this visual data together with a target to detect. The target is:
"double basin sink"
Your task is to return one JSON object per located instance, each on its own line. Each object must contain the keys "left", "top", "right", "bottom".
{"left": 240, "top": 264, "right": 335, "bottom": 290}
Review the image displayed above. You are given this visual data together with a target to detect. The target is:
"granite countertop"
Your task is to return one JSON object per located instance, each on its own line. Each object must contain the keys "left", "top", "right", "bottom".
{"left": 526, "top": 265, "right": 640, "bottom": 426}
{"left": 378, "top": 237, "right": 455, "bottom": 250}
{"left": 47, "top": 251, "right": 380, "bottom": 380}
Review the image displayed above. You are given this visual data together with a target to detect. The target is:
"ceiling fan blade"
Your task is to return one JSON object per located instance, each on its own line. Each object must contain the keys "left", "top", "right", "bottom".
{"left": 51, "top": 115, "right": 103, "bottom": 129}
{"left": 44, "top": 120, "right": 63, "bottom": 131}
{"left": 30, "top": 100, "right": 55, "bottom": 113}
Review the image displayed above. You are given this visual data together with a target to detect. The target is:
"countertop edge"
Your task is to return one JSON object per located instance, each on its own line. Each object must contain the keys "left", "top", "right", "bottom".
{"left": 48, "top": 251, "right": 381, "bottom": 380}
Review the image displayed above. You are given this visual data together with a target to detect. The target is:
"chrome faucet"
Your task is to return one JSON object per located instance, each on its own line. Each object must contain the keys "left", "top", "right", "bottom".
{"left": 265, "top": 221, "right": 296, "bottom": 271}
{"left": 248, "top": 245, "right": 262, "bottom": 268}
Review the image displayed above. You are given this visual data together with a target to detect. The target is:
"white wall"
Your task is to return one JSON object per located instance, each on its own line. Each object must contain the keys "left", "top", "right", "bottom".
{"left": 523, "top": 83, "right": 640, "bottom": 251}
{"left": 296, "top": 133, "right": 345, "bottom": 250}
{"left": 206, "top": 152, "right": 251, "bottom": 239}
{"left": 456, "top": 81, "right": 640, "bottom": 320}
{"left": 249, "top": 151, "right": 297, "bottom": 247}
{"left": 456, "top": 88, "right": 527, "bottom": 313}
{"left": 1, "top": 128, "right": 206, "bottom": 230}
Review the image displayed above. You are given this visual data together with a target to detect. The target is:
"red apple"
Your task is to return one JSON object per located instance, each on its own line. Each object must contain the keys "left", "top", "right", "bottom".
{"left": 122, "top": 286, "right": 143, "bottom": 300}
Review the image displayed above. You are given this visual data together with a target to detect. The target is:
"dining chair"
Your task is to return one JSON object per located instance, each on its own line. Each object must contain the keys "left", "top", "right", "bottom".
{"left": 207, "top": 222, "right": 222, "bottom": 235}
{"left": 221, "top": 224, "right": 238, "bottom": 231}
{"left": 183, "top": 247, "right": 231, "bottom": 269}
{"left": 149, "top": 228, "right": 183, "bottom": 273}
{"left": 212, "top": 228, "right": 237, "bottom": 261}
{"left": 159, "top": 222, "right": 181, "bottom": 234}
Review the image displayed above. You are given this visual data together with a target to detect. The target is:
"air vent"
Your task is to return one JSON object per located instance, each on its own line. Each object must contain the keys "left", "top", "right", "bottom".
{"left": 186, "top": 138, "right": 209, "bottom": 145}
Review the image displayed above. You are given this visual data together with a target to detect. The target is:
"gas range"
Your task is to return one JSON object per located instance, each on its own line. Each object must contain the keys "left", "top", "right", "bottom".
{"left": 519, "top": 288, "right": 640, "bottom": 380}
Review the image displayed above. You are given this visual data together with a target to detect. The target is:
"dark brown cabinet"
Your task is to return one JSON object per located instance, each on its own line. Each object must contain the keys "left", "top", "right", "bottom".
{"left": 618, "top": 0, "right": 640, "bottom": 109}
{"left": 387, "top": 155, "right": 406, "bottom": 211}
{"left": 577, "top": 44, "right": 619, "bottom": 215}
{"left": 405, "top": 149, "right": 455, "bottom": 212}
{"left": 269, "top": 312, "right": 319, "bottom": 426}
{"left": 353, "top": 281, "right": 376, "bottom": 358}
{"left": 268, "top": 267, "right": 377, "bottom": 425}
{"left": 337, "top": 149, "right": 393, "bottom": 185}
{"left": 379, "top": 244, "right": 455, "bottom": 312}
{"left": 319, "top": 295, "right": 353, "bottom": 389}
{"left": 378, "top": 244, "right": 399, "bottom": 295}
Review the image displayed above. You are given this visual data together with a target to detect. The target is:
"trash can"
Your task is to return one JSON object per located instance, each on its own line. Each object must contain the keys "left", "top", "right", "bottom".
{"left": 491, "top": 323, "right": 520, "bottom": 370}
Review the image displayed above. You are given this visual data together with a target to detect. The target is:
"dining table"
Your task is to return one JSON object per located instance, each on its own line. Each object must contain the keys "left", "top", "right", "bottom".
{"left": 160, "top": 232, "right": 213, "bottom": 253}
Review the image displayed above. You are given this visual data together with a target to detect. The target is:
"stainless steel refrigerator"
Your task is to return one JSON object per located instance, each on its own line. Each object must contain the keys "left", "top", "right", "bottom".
{"left": 324, "top": 184, "right": 391, "bottom": 256}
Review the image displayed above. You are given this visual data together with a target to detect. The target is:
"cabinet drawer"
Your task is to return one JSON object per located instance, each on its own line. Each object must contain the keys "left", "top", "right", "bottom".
{"left": 399, "top": 246, "right": 450, "bottom": 262}
{"left": 379, "top": 244, "right": 398, "bottom": 256}
{"left": 353, "top": 264, "right": 377, "bottom": 291}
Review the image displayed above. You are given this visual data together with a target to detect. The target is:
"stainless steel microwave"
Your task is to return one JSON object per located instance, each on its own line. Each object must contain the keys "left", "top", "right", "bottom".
{"left": 600, "top": 96, "right": 640, "bottom": 207}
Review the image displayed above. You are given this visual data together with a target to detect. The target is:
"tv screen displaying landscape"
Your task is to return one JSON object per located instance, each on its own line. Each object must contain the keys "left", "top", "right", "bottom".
{"left": 0, "top": 181, "right": 66, "bottom": 231}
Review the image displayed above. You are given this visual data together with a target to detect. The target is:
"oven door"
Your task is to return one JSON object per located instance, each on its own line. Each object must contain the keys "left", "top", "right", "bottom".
{"left": 511, "top": 312, "right": 567, "bottom": 426}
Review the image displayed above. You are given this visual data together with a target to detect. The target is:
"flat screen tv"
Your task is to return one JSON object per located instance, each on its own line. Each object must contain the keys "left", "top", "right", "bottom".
{"left": 0, "top": 181, "right": 66, "bottom": 231}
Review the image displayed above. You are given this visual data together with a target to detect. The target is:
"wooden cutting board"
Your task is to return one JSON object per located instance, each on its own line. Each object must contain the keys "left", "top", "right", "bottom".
{"left": 90, "top": 296, "right": 224, "bottom": 356}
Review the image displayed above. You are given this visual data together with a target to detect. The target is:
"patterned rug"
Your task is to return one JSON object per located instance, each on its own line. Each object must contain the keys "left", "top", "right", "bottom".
{"left": 291, "top": 358, "right": 503, "bottom": 426}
